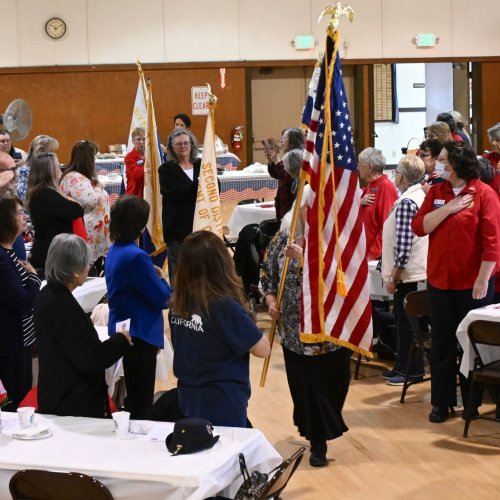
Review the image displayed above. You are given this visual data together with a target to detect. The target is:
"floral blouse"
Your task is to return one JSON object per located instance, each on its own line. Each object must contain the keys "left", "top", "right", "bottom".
{"left": 60, "top": 172, "right": 110, "bottom": 262}
{"left": 260, "top": 230, "right": 339, "bottom": 356}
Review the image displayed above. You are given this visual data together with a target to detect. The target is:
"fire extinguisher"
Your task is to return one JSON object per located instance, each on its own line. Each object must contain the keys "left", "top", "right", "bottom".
{"left": 231, "top": 126, "right": 244, "bottom": 152}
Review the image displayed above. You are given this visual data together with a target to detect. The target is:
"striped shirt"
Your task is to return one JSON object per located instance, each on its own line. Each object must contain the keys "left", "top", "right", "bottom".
{"left": 394, "top": 198, "right": 418, "bottom": 268}
{"left": 5, "top": 248, "right": 41, "bottom": 346}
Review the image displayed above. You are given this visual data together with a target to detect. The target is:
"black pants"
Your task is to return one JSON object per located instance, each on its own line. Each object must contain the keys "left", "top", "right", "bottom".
{"left": 123, "top": 338, "right": 157, "bottom": 419}
{"left": 166, "top": 240, "right": 182, "bottom": 285}
{"left": 428, "top": 279, "right": 495, "bottom": 409}
{"left": 394, "top": 282, "right": 424, "bottom": 376}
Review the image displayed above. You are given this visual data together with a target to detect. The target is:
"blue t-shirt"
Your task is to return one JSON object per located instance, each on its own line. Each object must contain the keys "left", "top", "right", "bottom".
{"left": 170, "top": 297, "right": 262, "bottom": 427}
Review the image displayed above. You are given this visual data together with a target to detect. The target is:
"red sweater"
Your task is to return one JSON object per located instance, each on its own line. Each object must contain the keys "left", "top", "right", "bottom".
{"left": 412, "top": 178, "right": 500, "bottom": 290}
{"left": 125, "top": 148, "right": 145, "bottom": 197}
{"left": 361, "top": 175, "right": 398, "bottom": 261}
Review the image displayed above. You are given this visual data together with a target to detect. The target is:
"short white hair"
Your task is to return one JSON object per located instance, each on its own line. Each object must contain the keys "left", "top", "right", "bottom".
{"left": 45, "top": 234, "right": 92, "bottom": 286}
{"left": 358, "top": 147, "right": 386, "bottom": 173}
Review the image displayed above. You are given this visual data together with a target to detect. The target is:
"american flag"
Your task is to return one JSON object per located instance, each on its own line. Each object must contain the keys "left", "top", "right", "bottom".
{"left": 300, "top": 30, "right": 373, "bottom": 356}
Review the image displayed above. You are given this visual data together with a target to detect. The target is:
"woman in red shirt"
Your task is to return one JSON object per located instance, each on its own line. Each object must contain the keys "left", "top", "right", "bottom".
{"left": 413, "top": 142, "right": 500, "bottom": 423}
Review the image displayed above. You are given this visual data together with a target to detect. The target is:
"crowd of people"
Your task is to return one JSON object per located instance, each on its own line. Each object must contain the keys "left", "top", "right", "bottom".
{"left": 1, "top": 111, "right": 500, "bottom": 469}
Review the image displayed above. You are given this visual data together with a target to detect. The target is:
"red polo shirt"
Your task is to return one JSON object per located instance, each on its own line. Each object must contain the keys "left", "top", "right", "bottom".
{"left": 125, "top": 148, "right": 145, "bottom": 197}
{"left": 361, "top": 174, "right": 398, "bottom": 261}
{"left": 412, "top": 178, "right": 500, "bottom": 290}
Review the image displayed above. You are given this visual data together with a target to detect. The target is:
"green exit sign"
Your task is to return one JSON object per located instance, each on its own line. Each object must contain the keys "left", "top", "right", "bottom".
{"left": 415, "top": 33, "right": 438, "bottom": 47}
{"left": 294, "top": 35, "right": 316, "bottom": 50}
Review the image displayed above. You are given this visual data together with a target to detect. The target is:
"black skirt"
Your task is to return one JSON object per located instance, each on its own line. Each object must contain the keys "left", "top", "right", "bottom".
{"left": 282, "top": 346, "right": 351, "bottom": 443}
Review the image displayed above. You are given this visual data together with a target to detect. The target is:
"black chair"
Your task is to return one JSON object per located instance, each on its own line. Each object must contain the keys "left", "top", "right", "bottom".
{"left": 9, "top": 469, "right": 113, "bottom": 500}
{"left": 258, "top": 447, "right": 305, "bottom": 500}
{"left": 400, "top": 290, "right": 432, "bottom": 403}
{"left": 463, "top": 320, "right": 500, "bottom": 438}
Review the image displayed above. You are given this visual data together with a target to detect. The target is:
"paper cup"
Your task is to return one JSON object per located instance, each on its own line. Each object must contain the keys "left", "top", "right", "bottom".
{"left": 112, "top": 411, "right": 130, "bottom": 438}
{"left": 17, "top": 406, "right": 35, "bottom": 429}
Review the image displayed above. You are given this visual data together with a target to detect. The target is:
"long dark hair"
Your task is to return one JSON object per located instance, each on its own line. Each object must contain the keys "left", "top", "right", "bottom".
{"left": 26, "top": 153, "right": 60, "bottom": 210}
{"left": 0, "top": 193, "right": 23, "bottom": 244}
{"left": 61, "top": 140, "right": 98, "bottom": 182}
{"left": 171, "top": 231, "right": 247, "bottom": 318}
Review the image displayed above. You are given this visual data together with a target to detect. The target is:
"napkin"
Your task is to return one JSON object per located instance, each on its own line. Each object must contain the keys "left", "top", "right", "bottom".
{"left": 12, "top": 424, "right": 52, "bottom": 438}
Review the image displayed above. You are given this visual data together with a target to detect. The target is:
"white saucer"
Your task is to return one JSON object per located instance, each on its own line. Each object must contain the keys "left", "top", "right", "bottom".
{"left": 12, "top": 428, "right": 53, "bottom": 440}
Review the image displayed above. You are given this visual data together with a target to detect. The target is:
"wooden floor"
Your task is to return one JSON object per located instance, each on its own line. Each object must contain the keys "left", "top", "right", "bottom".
{"left": 248, "top": 316, "right": 500, "bottom": 499}
{"left": 159, "top": 311, "right": 500, "bottom": 499}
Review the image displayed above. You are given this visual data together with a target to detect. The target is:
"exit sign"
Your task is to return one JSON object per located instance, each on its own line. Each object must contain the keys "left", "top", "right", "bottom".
{"left": 293, "top": 35, "right": 316, "bottom": 50}
{"left": 415, "top": 33, "right": 438, "bottom": 47}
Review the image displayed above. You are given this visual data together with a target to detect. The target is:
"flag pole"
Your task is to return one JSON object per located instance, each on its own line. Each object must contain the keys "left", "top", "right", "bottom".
{"left": 259, "top": 176, "right": 307, "bottom": 387}
{"left": 260, "top": 2, "right": 355, "bottom": 387}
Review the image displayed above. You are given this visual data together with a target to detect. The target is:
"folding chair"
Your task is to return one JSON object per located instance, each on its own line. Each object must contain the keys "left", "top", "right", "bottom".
{"left": 258, "top": 447, "right": 306, "bottom": 500}
{"left": 400, "top": 290, "right": 432, "bottom": 403}
{"left": 463, "top": 320, "right": 500, "bottom": 438}
{"left": 9, "top": 469, "right": 113, "bottom": 500}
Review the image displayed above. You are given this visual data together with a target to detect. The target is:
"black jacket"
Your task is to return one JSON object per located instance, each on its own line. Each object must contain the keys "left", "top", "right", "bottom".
{"left": 158, "top": 159, "right": 201, "bottom": 243}
{"left": 35, "top": 282, "right": 130, "bottom": 418}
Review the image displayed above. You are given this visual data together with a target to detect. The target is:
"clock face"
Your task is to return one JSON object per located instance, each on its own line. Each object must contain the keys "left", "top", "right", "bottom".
{"left": 45, "top": 18, "right": 66, "bottom": 40}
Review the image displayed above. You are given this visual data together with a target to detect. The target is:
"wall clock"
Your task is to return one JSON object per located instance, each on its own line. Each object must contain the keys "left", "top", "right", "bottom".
{"left": 45, "top": 17, "right": 67, "bottom": 40}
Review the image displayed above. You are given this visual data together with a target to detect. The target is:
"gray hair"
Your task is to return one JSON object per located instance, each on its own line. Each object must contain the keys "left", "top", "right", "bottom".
{"left": 358, "top": 147, "right": 386, "bottom": 173}
{"left": 45, "top": 234, "right": 92, "bottom": 286}
{"left": 282, "top": 148, "right": 303, "bottom": 179}
{"left": 487, "top": 123, "right": 500, "bottom": 142}
{"left": 165, "top": 128, "right": 199, "bottom": 164}
{"left": 397, "top": 155, "right": 425, "bottom": 185}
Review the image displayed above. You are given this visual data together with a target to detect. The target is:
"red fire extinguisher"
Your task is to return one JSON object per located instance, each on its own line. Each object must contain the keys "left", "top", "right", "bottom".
{"left": 231, "top": 126, "right": 244, "bottom": 152}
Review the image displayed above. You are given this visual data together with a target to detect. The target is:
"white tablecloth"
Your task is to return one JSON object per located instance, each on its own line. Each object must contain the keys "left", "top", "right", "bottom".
{"left": 0, "top": 413, "right": 281, "bottom": 500}
{"left": 227, "top": 202, "right": 276, "bottom": 237}
{"left": 41, "top": 278, "right": 107, "bottom": 314}
{"left": 456, "top": 304, "right": 500, "bottom": 375}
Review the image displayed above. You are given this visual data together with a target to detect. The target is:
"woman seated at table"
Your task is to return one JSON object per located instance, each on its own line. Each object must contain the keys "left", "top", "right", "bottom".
{"left": 105, "top": 195, "right": 172, "bottom": 419}
{"left": 60, "top": 140, "right": 110, "bottom": 274}
{"left": 27, "top": 153, "right": 84, "bottom": 276}
{"left": 413, "top": 141, "right": 500, "bottom": 423}
{"left": 35, "top": 234, "right": 132, "bottom": 418}
{"left": 159, "top": 128, "right": 201, "bottom": 282}
{"left": 169, "top": 230, "right": 270, "bottom": 428}
{"left": 0, "top": 193, "right": 41, "bottom": 411}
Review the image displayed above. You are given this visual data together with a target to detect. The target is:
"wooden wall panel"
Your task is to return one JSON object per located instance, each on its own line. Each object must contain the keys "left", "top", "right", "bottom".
{"left": 0, "top": 66, "right": 247, "bottom": 166}
{"left": 472, "top": 62, "right": 500, "bottom": 154}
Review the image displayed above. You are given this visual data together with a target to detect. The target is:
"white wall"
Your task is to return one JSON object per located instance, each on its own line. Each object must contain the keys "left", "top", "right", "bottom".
{"left": 425, "top": 63, "right": 454, "bottom": 124}
{"left": 1, "top": 0, "right": 499, "bottom": 67}
{"left": 375, "top": 64, "right": 427, "bottom": 165}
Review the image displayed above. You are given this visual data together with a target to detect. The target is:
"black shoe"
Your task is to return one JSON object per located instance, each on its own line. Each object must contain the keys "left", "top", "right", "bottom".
{"left": 309, "top": 441, "right": 328, "bottom": 467}
{"left": 429, "top": 406, "right": 449, "bottom": 423}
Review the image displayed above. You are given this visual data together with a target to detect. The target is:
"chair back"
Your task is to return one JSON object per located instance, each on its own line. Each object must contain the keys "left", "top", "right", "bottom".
{"left": 9, "top": 470, "right": 113, "bottom": 500}
{"left": 403, "top": 290, "right": 430, "bottom": 320}
{"left": 259, "top": 447, "right": 305, "bottom": 500}
{"left": 467, "top": 320, "right": 500, "bottom": 367}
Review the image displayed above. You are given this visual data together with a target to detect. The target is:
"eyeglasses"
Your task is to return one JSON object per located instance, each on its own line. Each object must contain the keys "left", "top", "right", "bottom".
{"left": 392, "top": 169, "right": 402, "bottom": 178}
{"left": 0, "top": 139, "right": 11, "bottom": 144}
{"left": 134, "top": 138, "right": 146, "bottom": 143}
{"left": 418, "top": 153, "right": 431, "bottom": 159}
{"left": 173, "top": 141, "right": 190, "bottom": 147}
{"left": 16, "top": 208, "right": 25, "bottom": 216}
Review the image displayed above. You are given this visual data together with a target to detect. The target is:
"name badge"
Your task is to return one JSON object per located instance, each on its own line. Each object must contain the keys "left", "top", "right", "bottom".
{"left": 433, "top": 199, "right": 445, "bottom": 208}
{"left": 370, "top": 187, "right": 379, "bottom": 192}
{"left": 137, "top": 159, "right": 144, "bottom": 166}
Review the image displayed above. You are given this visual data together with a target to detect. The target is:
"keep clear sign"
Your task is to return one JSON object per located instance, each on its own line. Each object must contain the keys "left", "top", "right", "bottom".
{"left": 191, "top": 86, "right": 209, "bottom": 115}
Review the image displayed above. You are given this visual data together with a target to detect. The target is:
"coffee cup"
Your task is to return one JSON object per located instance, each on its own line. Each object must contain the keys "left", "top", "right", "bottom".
{"left": 17, "top": 406, "right": 35, "bottom": 429}
{"left": 112, "top": 411, "right": 130, "bottom": 438}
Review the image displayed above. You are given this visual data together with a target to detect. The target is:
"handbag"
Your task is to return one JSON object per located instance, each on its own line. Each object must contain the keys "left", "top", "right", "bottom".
{"left": 234, "top": 453, "right": 273, "bottom": 500}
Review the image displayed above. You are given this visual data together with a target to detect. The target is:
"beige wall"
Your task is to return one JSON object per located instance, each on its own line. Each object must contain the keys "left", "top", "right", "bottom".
{"left": 3, "top": 0, "right": 500, "bottom": 68}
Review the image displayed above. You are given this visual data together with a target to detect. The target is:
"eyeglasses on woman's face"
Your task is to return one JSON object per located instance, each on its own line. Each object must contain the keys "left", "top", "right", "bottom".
{"left": 172, "top": 141, "right": 190, "bottom": 148}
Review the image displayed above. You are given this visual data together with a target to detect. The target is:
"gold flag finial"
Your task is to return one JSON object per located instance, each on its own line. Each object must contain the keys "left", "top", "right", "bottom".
{"left": 318, "top": 2, "right": 354, "bottom": 30}
{"left": 206, "top": 83, "right": 217, "bottom": 107}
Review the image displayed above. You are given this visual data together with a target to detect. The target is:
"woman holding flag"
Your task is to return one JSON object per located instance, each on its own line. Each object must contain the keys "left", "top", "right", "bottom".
{"left": 261, "top": 183, "right": 352, "bottom": 468}
{"left": 159, "top": 129, "right": 200, "bottom": 282}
